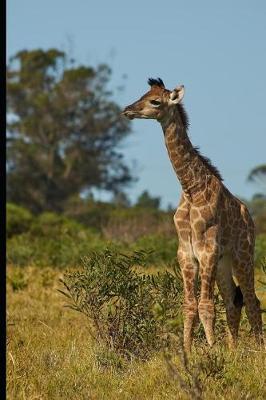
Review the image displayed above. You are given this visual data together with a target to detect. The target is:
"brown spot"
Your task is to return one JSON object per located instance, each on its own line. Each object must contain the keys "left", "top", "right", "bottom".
{"left": 176, "top": 220, "right": 189, "bottom": 230}
{"left": 199, "top": 207, "right": 212, "bottom": 220}
{"left": 178, "top": 229, "right": 190, "bottom": 241}
{"left": 175, "top": 209, "right": 189, "bottom": 219}
{"left": 193, "top": 220, "right": 206, "bottom": 232}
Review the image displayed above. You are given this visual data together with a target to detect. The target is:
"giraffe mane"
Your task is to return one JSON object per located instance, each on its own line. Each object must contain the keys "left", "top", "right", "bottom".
{"left": 148, "top": 77, "right": 165, "bottom": 88}
{"left": 177, "top": 103, "right": 189, "bottom": 131}
{"left": 175, "top": 103, "right": 222, "bottom": 180}
{"left": 193, "top": 146, "right": 223, "bottom": 181}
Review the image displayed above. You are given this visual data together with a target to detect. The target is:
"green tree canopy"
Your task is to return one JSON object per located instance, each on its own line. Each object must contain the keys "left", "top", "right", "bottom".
{"left": 7, "top": 49, "right": 133, "bottom": 212}
{"left": 247, "top": 164, "right": 266, "bottom": 193}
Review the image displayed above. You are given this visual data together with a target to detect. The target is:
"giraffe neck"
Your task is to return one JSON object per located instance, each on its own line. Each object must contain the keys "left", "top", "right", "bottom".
{"left": 161, "top": 109, "right": 212, "bottom": 197}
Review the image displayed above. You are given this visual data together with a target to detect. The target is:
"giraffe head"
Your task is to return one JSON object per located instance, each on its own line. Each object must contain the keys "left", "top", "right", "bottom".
{"left": 122, "top": 78, "right": 185, "bottom": 122}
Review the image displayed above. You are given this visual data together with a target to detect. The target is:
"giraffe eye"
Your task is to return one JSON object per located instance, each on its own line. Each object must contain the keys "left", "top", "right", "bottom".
{"left": 150, "top": 100, "right": 161, "bottom": 106}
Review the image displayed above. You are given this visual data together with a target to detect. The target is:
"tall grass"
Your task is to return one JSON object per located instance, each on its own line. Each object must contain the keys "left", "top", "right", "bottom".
{"left": 7, "top": 264, "right": 266, "bottom": 400}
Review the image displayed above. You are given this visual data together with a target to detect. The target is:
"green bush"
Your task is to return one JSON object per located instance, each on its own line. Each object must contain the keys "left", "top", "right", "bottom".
{"left": 255, "top": 234, "right": 266, "bottom": 266}
{"left": 7, "top": 212, "right": 114, "bottom": 267}
{"left": 6, "top": 203, "right": 33, "bottom": 238}
{"left": 65, "top": 199, "right": 115, "bottom": 231}
{"left": 29, "top": 211, "right": 95, "bottom": 238}
{"left": 6, "top": 206, "right": 179, "bottom": 268}
{"left": 132, "top": 234, "right": 178, "bottom": 266}
{"left": 59, "top": 249, "right": 183, "bottom": 359}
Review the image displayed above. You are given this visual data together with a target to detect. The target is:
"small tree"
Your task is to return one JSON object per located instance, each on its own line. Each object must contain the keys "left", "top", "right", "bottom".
{"left": 59, "top": 249, "right": 183, "bottom": 359}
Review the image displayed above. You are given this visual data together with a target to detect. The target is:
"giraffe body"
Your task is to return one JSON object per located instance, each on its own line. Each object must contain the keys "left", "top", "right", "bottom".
{"left": 122, "top": 78, "right": 263, "bottom": 351}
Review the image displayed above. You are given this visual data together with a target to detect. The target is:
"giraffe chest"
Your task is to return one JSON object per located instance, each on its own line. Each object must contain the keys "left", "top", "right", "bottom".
{"left": 175, "top": 204, "right": 219, "bottom": 259}
{"left": 189, "top": 205, "right": 216, "bottom": 234}
{"left": 189, "top": 205, "right": 235, "bottom": 259}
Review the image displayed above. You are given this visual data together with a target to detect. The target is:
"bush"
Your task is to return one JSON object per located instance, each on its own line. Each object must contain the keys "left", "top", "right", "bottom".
{"left": 132, "top": 234, "right": 178, "bottom": 266}
{"left": 6, "top": 203, "right": 33, "bottom": 238}
{"left": 29, "top": 211, "right": 96, "bottom": 238}
{"left": 7, "top": 212, "right": 112, "bottom": 267}
{"left": 7, "top": 268, "right": 29, "bottom": 291}
{"left": 6, "top": 206, "right": 178, "bottom": 268}
{"left": 102, "top": 207, "right": 175, "bottom": 242}
{"left": 59, "top": 249, "right": 183, "bottom": 359}
{"left": 255, "top": 234, "right": 266, "bottom": 266}
{"left": 65, "top": 199, "right": 115, "bottom": 231}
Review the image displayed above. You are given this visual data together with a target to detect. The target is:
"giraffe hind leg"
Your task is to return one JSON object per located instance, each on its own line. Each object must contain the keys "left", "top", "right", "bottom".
{"left": 234, "top": 285, "right": 244, "bottom": 308}
{"left": 216, "top": 254, "right": 243, "bottom": 348}
{"left": 233, "top": 258, "right": 263, "bottom": 345}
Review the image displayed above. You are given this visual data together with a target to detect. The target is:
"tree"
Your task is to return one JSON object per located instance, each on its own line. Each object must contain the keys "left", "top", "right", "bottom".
{"left": 111, "top": 191, "right": 131, "bottom": 207}
{"left": 7, "top": 49, "right": 133, "bottom": 213}
{"left": 247, "top": 164, "right": 266, "bottom": 194}
{"left": 135, "top": 190, "right": 161, "bottom": 209}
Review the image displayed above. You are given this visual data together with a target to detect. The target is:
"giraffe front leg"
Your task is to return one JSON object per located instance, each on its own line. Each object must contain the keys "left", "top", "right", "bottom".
{"left": 178, "top": 248, "right": 199, "bottom": 353}
{"left": 197, "top": 251, "right": 218, "bottom": 347}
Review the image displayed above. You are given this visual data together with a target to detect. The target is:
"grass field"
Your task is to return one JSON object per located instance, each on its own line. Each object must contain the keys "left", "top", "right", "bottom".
{"left": 7, "top": 264, "right": 266, "bottom": 400}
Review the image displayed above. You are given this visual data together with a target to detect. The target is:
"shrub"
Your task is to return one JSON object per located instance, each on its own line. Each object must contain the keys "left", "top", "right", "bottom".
{"left": 7, "top": 268, "right": 29, "bottom": 291}
{"left": 31, "top": 211, "right": 97, "bottom": 237}
{"left": 255, "top": 234, "right": 266, "bottom": 266}
{"left": 6, "top": 203, "right": 33, "bottom": 238}
{"left": 65, "top": 199, "right": 115, "bottom": 231}
{"left": 7, "top": 212, "right": 111, "bottom": 267}
{"left": 59, "top": 249, "right": 183, "bottom": 359}
{"left": 102, "top": 207, "right": 175, "bottom": 242}
{"left": 132, "top": 234, "right": 178, "bottom": 266}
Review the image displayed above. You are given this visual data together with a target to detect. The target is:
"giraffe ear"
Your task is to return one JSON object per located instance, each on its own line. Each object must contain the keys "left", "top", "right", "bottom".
{"left": 169, "top": 85, "right": 185, "bottom": 104}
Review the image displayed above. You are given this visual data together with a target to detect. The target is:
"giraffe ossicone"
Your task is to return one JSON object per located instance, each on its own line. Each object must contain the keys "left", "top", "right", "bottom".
{"left": 122, "top": 78, "right": 264, "bottom": 352}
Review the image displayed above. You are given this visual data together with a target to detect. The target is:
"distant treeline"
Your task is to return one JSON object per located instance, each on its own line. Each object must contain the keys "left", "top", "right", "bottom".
{"left": 7, "top": 200, "right": 266, "bottom": 269}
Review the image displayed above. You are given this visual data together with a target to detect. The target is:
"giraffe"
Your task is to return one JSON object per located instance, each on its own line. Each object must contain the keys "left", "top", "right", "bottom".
{"left": 122, "top": 78, "right": 263, "bottom": 352}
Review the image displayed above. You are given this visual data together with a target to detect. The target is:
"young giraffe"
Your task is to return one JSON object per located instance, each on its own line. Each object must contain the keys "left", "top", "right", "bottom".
{"left": 122, "top": 78, "right": 263, "bottom": 352}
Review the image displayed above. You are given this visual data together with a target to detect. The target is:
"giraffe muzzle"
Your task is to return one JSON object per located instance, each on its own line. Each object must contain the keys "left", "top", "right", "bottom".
{"left": 121, "top": 106, "right": 135, "bottom": 120}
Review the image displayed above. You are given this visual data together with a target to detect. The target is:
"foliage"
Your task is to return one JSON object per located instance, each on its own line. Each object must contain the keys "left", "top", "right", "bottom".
{"left": 7, "top": 212, "right": 110, "bottom": 267}
{"left": 102, "top": 206, "right": 175, "bottom": 242}
{"left": 29, "top": 211, "right": 94, "bottom": 237}
{"left": 59, "top": 249, "right": 183, "bottom": 359}
{"left": 133, "top": 234, "right": 178, "bottom": 266}
{"left": 247, "top": 196, "right": 266, "bottom": 234}
{"left": 64, "top": 198, "right": 115, "bottom": 231}
{"left": 255, "top": 234, "right": 266, "bottom": 266}
{"left": 7, "top": 49, "right": 133, "bottom": 213}
{"left": 248, "top": 164, "right": 266, "bottom": 188}
{"left": 6, "top": 202, "right": 265, "bottom": 268}
{"left": 7, "top": 268, "right": 29, "bottom": 291}
{"left": 111, "top": 191, "right": 131, "bottom": 208}
{"left": 6, "top": 202, "right": 178, "bottom": 267}
{"left": 6, "top": 203, "right": 33, "bottom": 238}
{"left": 135, "top": 190, "right": 161, "bottom": 210}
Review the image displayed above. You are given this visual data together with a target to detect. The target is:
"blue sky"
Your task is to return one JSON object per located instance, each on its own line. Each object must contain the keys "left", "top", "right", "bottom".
{"left": 7, "top": 0, "right": 266, "bottom": 208}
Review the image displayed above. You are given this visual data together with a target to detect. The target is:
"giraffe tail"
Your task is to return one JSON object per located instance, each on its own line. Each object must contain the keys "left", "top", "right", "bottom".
{"left": 234, "top": 286, "right": 244, "bottom": 308}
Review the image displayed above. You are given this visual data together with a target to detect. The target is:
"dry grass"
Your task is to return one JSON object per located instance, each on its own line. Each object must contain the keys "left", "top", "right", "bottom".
{"left": 7, "top": 265, "right": 266, "bottom": 400}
